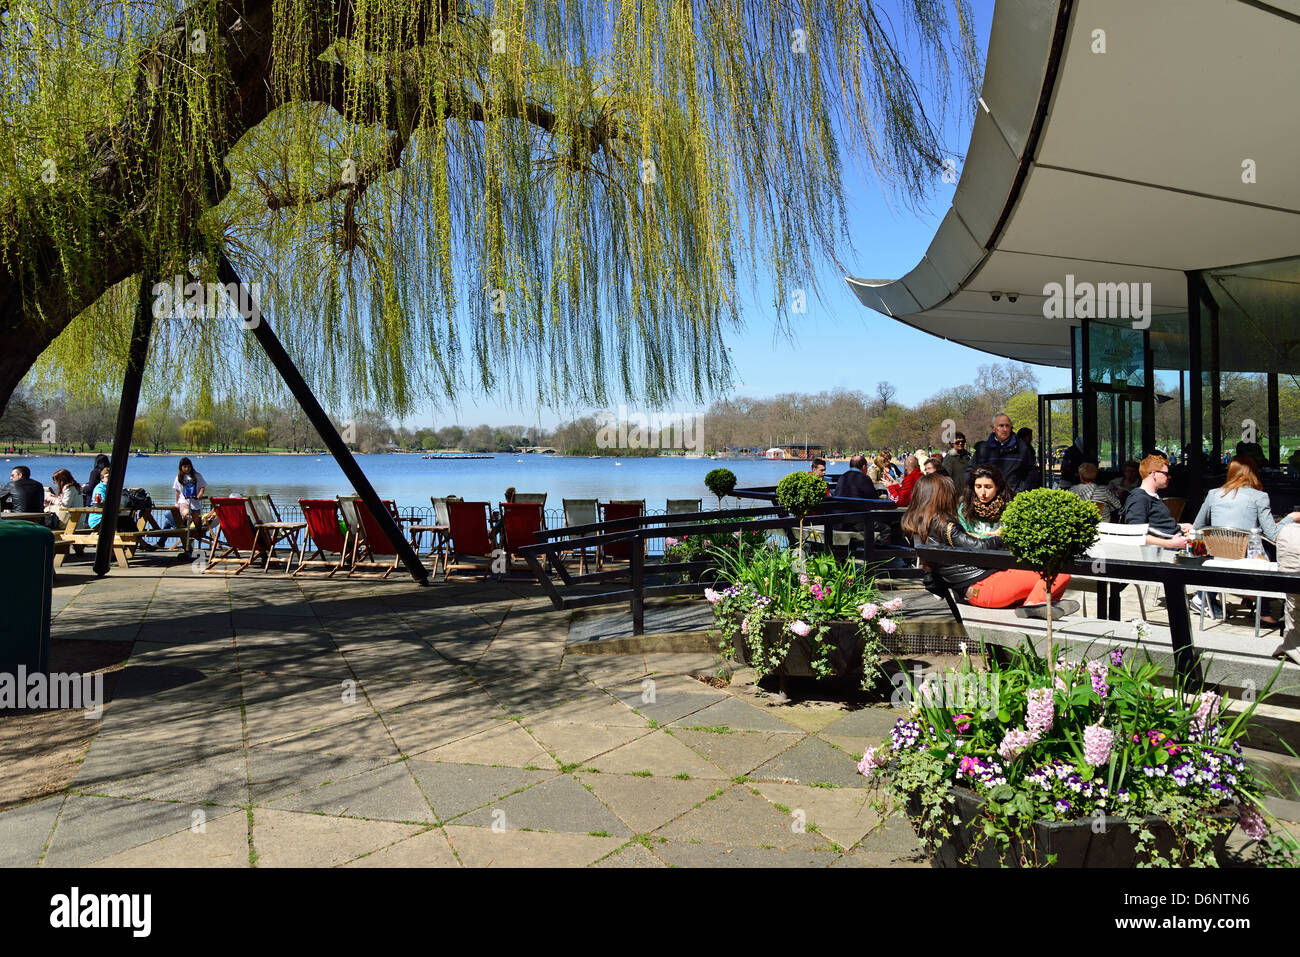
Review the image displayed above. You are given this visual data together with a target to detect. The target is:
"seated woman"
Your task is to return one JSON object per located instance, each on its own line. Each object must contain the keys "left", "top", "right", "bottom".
{"left": 1068, "top": 463, "right": 1123, "bottom": 522}
{"left": 957, "top": 465, "right": 1009, "bottom": 538}
{"left": 44, "top": 468, "right": 80, "bottom": 530}
{"left": 902, "top": 473, "right": 1074, "bottom": 619}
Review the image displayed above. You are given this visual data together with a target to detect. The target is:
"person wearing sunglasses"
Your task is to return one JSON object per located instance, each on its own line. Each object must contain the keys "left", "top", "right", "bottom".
{"left": 1120, "top": 454, "right": 1192, "bottom": 548}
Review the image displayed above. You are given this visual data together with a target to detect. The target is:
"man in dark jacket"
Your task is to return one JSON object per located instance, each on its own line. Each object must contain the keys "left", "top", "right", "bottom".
{"left": 941, "top": 433, "right": 970, "bottom": 488}
{"left": 1, "top": 465, "right": 45, "bottom": 513}
{"left": 970, "top": 413, "right": 1035, "bottom": 493}
{"left": 833, "top": 455, "right": 880, "bottom": 500}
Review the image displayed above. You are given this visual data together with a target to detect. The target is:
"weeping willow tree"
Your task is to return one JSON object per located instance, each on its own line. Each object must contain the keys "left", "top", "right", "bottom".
{"left": 0, "top": 0, "right": 981, "bottom": 420}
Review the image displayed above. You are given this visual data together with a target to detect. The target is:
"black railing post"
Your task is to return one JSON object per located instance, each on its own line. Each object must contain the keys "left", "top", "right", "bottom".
{"left": 629, "top": 531, "right": 645, "bottom": 635}
{"left": 95, "top": 268, "right": 156, "bottom": 576}
{"left": 216, "top": 252, "right": 428, "bottom": 584}
{"left": 1163, "top": 577, "right": 1201, "bottom": 688}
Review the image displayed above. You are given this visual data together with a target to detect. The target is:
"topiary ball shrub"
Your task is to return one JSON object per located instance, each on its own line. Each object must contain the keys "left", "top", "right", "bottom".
{"left": 999, "top": 487, "right": 1100, "bottom": 583}
{"left": 705, "top": 467, "right": 737, "bottom": 506}
{"left": 775, "top": 471, "right": 828, "bottom": 521}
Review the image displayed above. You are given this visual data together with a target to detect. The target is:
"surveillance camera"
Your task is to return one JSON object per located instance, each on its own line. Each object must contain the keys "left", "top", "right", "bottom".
{"left": 991, "top": 292, "right": 1001, "bottom": 302}
{"left": 1008, "top": 293, "right": 1019, "bottom": 303}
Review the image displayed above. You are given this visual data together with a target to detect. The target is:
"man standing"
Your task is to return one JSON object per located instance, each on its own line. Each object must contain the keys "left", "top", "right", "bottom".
{"left": 0, "top": 465, "right": 45, "bottom": 513}
{"left": 970, "top": 413, "right": 1035, "bottom": 493}
{"left": 942, "top": 432, "right": 970, "bottom": 489}
{"left": 1120, "top": 454, "right": 1191, "bottom": 548}
{"left": 833, "top": 455, "right": 880, "bottom": 499}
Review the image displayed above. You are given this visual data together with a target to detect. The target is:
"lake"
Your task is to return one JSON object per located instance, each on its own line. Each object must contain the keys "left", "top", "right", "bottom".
{"left": 8, "top": 452, "right": 817, "bottom": 514}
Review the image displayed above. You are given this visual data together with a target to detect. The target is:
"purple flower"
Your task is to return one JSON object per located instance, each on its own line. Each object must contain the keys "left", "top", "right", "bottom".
{"left": 1110, "top": 649, "right": 1125, "bottom": 667}
{"left": 1083, "top": 723, "right": 1113, "bottom": 766}
{"left": 1087, "top": 659, "right": 1109, "bottom": 698}
{"left": 1055, "top": 799, "right": 1072, "bottom": 815}
{"left": 1237, "top": 803, "right": 1269, "bottom": 841}
{"left": 1026, "top": 688, "right": 1054, "bottom": 736}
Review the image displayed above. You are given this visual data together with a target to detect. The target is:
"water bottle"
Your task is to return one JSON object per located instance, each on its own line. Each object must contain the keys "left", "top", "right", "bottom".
{"left": 1247, "top": 527, "right": 1264, "bottom": 560}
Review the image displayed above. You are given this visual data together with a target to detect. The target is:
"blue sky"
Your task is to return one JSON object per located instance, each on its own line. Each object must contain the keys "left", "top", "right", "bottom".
{"left": 403, "top": 0, "right": 1072, "bottom": 432}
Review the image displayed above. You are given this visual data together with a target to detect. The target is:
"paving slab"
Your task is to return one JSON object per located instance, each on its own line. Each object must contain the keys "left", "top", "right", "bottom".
{"left": 443, "top": 825, "right": 625, "bottom": 867}
{"left": 0, "top": 796, "right": 64, "bottom": 867}
{"left": 267, "top": 762, "right": 433, "bottom": 823}
{"left": 75, "top": 708, "right": 246, "bottom": 784}
{"left": 267, "top": 714, "right": 401, "bottom": 759}
{"left": 413, "top": 721, "right": 554, "bottom": 767}
{"left": 526, "top": 720, "right": 651, "bottom": 765}
{"left": 670, "top": 695, "right": 807, "bottom": 733}
{"left": 250, "top": 808, "right": 422, "bottom": 867}
{"left": 406, "top": 762, "right": 555, "bottom": 821}
{"left": 584, "top": 730, "right": 730, "bottom": 780}
{"left": 455, "top": 775, "right": 632, "bottom": 837}
{"left": 42, "top": 795, "right": 206, "bottom": 867}
{"left": 607, "top": 688, "right": 729, "bottom": 726}
{"left": 752, "top": 781, "right": 879, "bottom": 849}
{"left": 343, "top": 828, "right": 461, "bottom": 867}
{"left": 591, "top": 842, "right": 667, "bottom": 867}
{"left": 93, "top": 808, "right": 249, "bottom": 867}
{"left": 670, "top": 729, "right": 803, "bottom": 777}
{"left": 750, "top": 736, "right": 869, "bottom": 788}
{"left": 654, "top": 786, "right": 834, "bottom": 851}
{"left": 821, "top": 706, "right": 910, "bottom": 737}
{"left": 246, "top": 746, "right": 393, "bottom": 803}
{"left": 380, "top": 711, "right": 507, "bottom": 757}
{"left": 575, "top": 772, "right": 723, "bottom": 834}
{"left": 81, "top": 752, "right": 248, "bottom": 806}
{"left": 653, "top": 840, "right": 838, "bottom": 868}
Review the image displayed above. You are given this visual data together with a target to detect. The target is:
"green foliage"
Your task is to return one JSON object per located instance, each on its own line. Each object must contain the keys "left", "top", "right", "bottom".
{"left": 862, "top": 641, "right": 1298, "bottom": 867}
{"left": 178, "top": 418, "right": 217, "bottom": 448}
{"left": 775, "top": 471, "right": 827, "bottom": 521}
{"left": 1000, "top": 488, "right": 1099, "bottom": 583}
{"left": 704, "top": 468, "right": 737, "bottom": 505}
{"left": 708, "top": 542, "right": 896, "bottom": 689}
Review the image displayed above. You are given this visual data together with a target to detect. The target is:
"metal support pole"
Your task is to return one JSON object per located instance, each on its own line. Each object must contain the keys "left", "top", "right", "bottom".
{"left": 1141, "top": 327, "right": 1155, "bottom": 454}
{"left": 95, "top": 269, "right": 156, "bottom": 576}
{"left": 1186, "top": 273, "right": 1205, "bottom": 480}
{"left": 1267, "top": 372, "right": 1280, "bottom": 467}
{"left": 216, "top": 252, "right": 429, "bottom": 584}
{"left": 629, "top": 535, "right": 644, "bottom": 636}
{"left": 1081, "top": 317, "right": 1097, "bottom": 462}
{"left": 1210, "top": 297, "right": 1222, "bottom": 466}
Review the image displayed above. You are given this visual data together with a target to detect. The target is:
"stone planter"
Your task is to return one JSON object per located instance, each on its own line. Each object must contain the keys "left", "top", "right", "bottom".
{"left": 906, "top": 786, "right": 1235, "bottom": 867}
{"left": 728, "top": 619, "right": 878, "bottom": 680}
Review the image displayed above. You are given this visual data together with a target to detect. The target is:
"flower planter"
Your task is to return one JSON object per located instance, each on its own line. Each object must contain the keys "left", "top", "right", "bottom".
{"left": 906, "top": 786, "right": 1235, "bottom": 868}
{"left": 729, "top": 619, "right": 876, "bottom": 679}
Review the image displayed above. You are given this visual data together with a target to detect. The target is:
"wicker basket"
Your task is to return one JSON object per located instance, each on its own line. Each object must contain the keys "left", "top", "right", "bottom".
{"left": 1201, "top": 527, "right": 1249, "bottom": 560}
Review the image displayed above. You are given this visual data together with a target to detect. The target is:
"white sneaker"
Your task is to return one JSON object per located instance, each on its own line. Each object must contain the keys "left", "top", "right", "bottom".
{"left": 1189, "top": 594, "right": 1215, "bottom": 619}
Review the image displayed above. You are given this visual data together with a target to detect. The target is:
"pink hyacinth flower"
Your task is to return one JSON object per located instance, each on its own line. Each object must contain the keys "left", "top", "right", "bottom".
{"left": 859, "top": 602, "right": 879, "bottom": 620}
{"left": 1026, "top": 688, "right": 1054, "bottom": 737}
{"left": 704, "top": 588, "right": 721, "bottom": 604}
{"left": 665, "top": 537, "right": 680, "bottom": 548}
{"left": 1237, "top": 803, "right": 1269, "bottom": 841}
{"left": 856, "top": 746, "right": 888, "bottom": 782}
{"left": 789, "top": 620, "right": 811, "bottom": 637}
{"left": 879, "top": 618, "right": 897, "bottom": 635}
{"left": 740, "top": 619, "right": 749, "bottom": 634}
{"left": 997, "top": 728, "right": 1039, "bottom": 762}
{"left": 1083, "top": 723, "right": 1113, "bottom": 766}
{"left": 883, "top": 598, "right": 904, "bottom": 612}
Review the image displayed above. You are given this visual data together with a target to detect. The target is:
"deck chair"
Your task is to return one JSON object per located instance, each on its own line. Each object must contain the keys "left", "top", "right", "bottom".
{"left": 246, "top": 493, "right": 300, "bottom": 571}
{"left": 499, "top": 502, "right": 545, "bottom": 574}
{"left": 514, "top": 492, "right": 547, "bottom": 508}
{"left": 667, "top": 499, "right": 702, "bottom": 515}
{"left": 599, "top": 500, "right": 645, "bottom": 563}
{"left": 295, "top": 499, "right": 350, "bottom": 577}
{"left": 562, "top": 498, "right": 601, "bottom": 574}
{"left": 445, "top": 501, "right": 495, "bottom": 580}
{"left": 348, "top": 498, "right": 402, "bottom": 578}
{"left": 206, "top": 497, "right": 267, "bottom": 573}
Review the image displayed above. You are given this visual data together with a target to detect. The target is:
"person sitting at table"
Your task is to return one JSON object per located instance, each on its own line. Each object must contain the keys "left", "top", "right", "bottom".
{"left": 895, "top": 455, "right": 922, "bottom": 506}
{"left": 1107, "top": 460, "right": 1141, "bottom": 501}
{"left": 87, "top": 466, "right": 110, "bottom": 529}
{"left": 958, "top": 465, "right": 1009, "bottom": 538}
{"left": 1190, "top": 456, "right": 1300, "bottom": 623}
{"left": 833, "top": 455, "right": 880, "bottom": 499}
{"left": 1120, "top": 454, "right": 1191, "bottom": 548}
{"left": 172, "top": 457, "right": 207, "bottom": 556}
{"left": 902, "top": 472, "right": 1075, "bottom": 619}
{"left": 922, "top": 457, "right": 943, "bottom": 476}
{"left": 1068, "top": 463, "right": 1123, "bottom": 522}
{"left": 43, "top": 468, "right": 80, "bottom": 529}
{"left": 0, "top": 465, "right": 46, "bottom": 514}
{"left": 82, "top": 453, "right": 110, "bottom": 506}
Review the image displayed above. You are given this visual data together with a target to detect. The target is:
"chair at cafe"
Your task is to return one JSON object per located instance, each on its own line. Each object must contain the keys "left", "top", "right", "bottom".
{"left": 445, "top": 500, "right": 496, "bottom": 580}
{"left": 347, "top": 497, "right": 403, "bottom": 579}
{"left": 599, "top": 499, "right": 645, "bottom": 565}
{"left": 1164, "top": 497, "right": 1188, "bottom": 524}
{"left": 206, "top": 497, "right": 268, "bottom": 574}
{"left": 561, "top": 498, "right": 601, "bottom": 574}
{"left": 294, "top": 499, "right": 351, "bottom": 577}
{"left": 666, "top": 499, "right": 702, "bottom": 515}
{"left": 499, "top": 501, "right": 546, "bottom": 575}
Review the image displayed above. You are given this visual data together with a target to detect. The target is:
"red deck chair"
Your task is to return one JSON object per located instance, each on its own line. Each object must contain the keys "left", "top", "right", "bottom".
{"left": 348, "top": 498, "right": 402, "bottom": 578}
{"left": 206, "top": 497, "right": 267, "bottom": 573}
{"left": 599, "top": 500, "right": 645, "bottom": 563}
{"left": 445, "top": 501, "right": 494, "bottom": 580}
{"left": 500, "top": 502, "right": 545, "bottom": 574}
{"left": 295, "top": 499, "right": 350, "bottom": 577}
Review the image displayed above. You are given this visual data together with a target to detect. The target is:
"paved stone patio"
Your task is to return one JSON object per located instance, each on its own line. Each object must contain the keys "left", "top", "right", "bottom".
{"left": 5, "top": 560, "right": 928, "bottom": 867}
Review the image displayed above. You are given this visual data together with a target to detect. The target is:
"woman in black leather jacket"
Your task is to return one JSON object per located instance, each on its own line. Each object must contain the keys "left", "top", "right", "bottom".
{"left": 902, "top": 473, "right": 1073, "bottom": 617}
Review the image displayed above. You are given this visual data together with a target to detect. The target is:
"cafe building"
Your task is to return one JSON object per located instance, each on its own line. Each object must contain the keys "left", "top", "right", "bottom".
{"left": 847, "top": 0, "right": 1300, "bottom": 504}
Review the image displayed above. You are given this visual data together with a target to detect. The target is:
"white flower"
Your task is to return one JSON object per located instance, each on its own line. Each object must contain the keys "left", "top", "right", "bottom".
{"left": 959, "top": 641, "right": 968, "bottom": 656}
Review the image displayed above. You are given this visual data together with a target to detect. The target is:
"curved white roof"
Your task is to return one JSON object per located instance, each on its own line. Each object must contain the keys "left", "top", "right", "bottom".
{"left": 847, "top": 0, "right": 1300, "bottom": 371}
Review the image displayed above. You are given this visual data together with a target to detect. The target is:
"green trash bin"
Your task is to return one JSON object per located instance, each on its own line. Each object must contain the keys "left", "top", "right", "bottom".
{"left": 0, "top": 520, "right": 54, "bottom": 674}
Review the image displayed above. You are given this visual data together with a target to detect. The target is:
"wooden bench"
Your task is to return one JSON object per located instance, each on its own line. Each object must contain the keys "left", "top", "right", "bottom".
{"left": 58, "top": 507, "right": 142, "bottom": 568}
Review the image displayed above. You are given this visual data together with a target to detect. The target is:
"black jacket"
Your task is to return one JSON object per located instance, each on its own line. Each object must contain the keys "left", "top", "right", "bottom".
{"left": 917, "top": 517, "right": 1005, "bottom": 592}
{"left": 970, "top": 434, "right": 1035, "bottom": 493}
{"left": 0, "top": 477, "right": 45, "bottom": 513}
{"left": 833, "top": 469, "right": 880, "bottom": 500}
